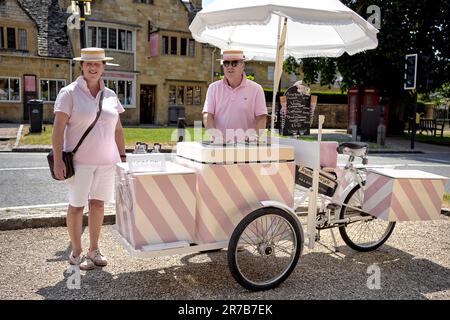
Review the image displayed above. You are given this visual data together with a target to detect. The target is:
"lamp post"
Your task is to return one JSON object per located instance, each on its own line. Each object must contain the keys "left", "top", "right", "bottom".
{"left": 71, "top": 0, "right": 92, "bottom": 49}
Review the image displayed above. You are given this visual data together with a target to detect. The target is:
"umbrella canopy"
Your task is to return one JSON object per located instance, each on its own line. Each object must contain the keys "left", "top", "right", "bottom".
{"left": 190, "top": 0, "right": 378, "bottom": 59}
{"left": 189, "top": 0, "right": 379, "bottom": 130}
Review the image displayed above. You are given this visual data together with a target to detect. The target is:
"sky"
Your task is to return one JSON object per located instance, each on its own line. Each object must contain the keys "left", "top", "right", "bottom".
{"left": 202, "top": 0, "right": 215, "bottom": 8}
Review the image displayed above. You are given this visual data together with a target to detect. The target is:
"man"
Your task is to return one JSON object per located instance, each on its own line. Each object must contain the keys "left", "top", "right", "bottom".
{"left": 203, "top": 50, "right": 267, "bottom": 143}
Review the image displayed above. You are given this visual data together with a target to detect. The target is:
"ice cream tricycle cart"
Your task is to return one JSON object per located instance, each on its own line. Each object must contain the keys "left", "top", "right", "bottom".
{"left": 113, "top": 119, "right": 447, "bottom": 291}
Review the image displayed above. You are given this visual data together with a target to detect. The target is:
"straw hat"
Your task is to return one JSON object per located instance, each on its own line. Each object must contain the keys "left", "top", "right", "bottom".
{"left": 73, "top": 47, "right": 114, "bottom": 61}
{"left": 217, "top": 50, "right": 246, "bottom": 61}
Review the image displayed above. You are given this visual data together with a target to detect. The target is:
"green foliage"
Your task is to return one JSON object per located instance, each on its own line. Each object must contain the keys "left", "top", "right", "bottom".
{"left": 283, "top": 56, "right": 300, "bottom": 75}
{"left": 219, "top": 74, "right": 255, "bottom": 81}
{"left": 300, "top": 0, "right": 450, "bottom": 97}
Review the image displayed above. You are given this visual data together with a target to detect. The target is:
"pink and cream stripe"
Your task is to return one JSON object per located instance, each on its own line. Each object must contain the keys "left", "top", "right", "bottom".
{"left": 115, "top": 167, "right": 197, "bottom": 249}
{"left": 179, "top": 159, "right": 295, "bottom": 243}
{"left": 363, "top": 172, "right": 445, "bottom": 221}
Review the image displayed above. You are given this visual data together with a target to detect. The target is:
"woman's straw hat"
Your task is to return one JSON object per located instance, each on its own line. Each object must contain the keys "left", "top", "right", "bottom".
{"left": 73, "top": 47, "right": 114, "bottom": 61}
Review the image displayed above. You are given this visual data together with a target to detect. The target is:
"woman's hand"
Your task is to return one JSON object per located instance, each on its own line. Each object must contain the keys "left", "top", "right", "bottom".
{"left": 53, "top": 159, "right": 66, "bottom": 180}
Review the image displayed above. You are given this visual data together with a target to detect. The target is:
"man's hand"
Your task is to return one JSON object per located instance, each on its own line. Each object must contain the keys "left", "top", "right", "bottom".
{"left": 54, "top": 159, "right": 66, "bottom": 180}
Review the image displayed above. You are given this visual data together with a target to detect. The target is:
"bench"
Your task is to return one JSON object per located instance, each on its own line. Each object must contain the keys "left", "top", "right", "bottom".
{"left": 408, "top": 118, "right": 446, "bottom": 137}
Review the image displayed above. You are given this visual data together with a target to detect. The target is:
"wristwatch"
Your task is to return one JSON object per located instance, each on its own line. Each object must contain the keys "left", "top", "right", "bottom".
{"left": 120, "top": 154, "right": 127, "bottom": 161}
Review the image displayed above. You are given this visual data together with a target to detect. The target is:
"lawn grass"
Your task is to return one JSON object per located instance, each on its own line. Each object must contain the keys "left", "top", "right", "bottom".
{"left": 20, "top": 124, "right": 380, "bottom": 150}
{"left": 20, "top": 125, "right": 210, "bottom": 146}
{"left": 444, "top": 193, "right": 450, "bottom": 209}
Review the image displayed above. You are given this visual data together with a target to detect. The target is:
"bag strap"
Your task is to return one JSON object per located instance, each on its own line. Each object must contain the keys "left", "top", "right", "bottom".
{"left": 72, "top": 91, "right": 104, "bottom": 155}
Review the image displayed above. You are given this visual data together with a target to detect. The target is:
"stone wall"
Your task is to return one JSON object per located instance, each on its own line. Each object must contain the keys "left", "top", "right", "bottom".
{"left": 312, "top": 104, "right": 347, "bottom": 129}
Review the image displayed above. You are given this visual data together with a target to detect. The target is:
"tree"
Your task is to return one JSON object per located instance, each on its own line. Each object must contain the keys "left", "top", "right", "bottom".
{"left": 286, "top": 0, "right": 449, "bottom": 131}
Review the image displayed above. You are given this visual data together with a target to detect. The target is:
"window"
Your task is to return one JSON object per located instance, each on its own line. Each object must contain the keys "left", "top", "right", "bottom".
{"left": 188, "top": 39, "right": 195, "bottom": 57}
{"left": 186, "top": 86, "right": 193, "bottom": 105}
{"left": 7, "top": 27, "right": 15, "bottom": 49}
{"left": 180, "top": 38, "right": 187, "bottom": 56}
{"left": 170, "top": 37, "right": 177, "bottom": 55}
{"left": 126, "top": 31, "right": 132, "bottom": 51}
{"left": 177, "top": 86, "right": 184, "bottom": 105}
{"left": 147, "top": 20, "right": 152, "bottom": 42}
{"left": 18, "top": 29, "right": 26, "bottom": 50}
{"left": 99, "top": 27, "right": 107, "bottom": 48}
{"left": 162, "top": 36, "right": 169, "bottom": 55}
{"left": 0, "top": 77, "right": 21, "bottom": 102}
{"left": 88, "top": 26, "right": 97, "bottom": 47}
{"left": 169, "top": 86, "right": 176, "bottom": 105}
{"left": 89, "top": 26, "right": 132, "bottom": 51}
{"left": 134, "top": 0, "right": 153, "bottom": 4}
{"left": 104, "top": 78, "right": 135, "bottom": 107}
{"left": 290, "top": 73, "right": 297, "bottom": 82}
{"left": 40, "top": 79, "right": 65, "bottom": 102}
{"left": 118, "top": 29, "right": 126, "bottom": 50}
{"left": 0, "top": 27, "right": 4, "bottom": 48}
{"left": 267, "top": 66, "right": 274, "bottom": 81}
{"left": 194, "top": 86, "right": 201, "bottom": 105}
{"left": 108, "top": 28, "right": 117, "bottom": 49}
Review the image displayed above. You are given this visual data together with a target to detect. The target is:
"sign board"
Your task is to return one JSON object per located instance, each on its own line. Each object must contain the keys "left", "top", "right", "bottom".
{"left": 281, "top": 83, "right": 311, "bottom": 136}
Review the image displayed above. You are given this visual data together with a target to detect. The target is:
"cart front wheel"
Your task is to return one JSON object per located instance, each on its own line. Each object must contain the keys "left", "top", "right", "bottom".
{"left": 339, "top": 184, "right": 395, "bottom": 252}
{"left": 227, "top": 207, "right": 303, "bottom": 291}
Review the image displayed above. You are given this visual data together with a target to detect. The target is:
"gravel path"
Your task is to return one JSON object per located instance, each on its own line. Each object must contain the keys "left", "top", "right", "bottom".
{"left": 0, "top": 217, "right": 449, "bottom": 300}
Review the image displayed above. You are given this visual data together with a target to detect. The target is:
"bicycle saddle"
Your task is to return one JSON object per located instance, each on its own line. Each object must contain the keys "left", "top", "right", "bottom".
{"left": 337, "top": 142, "right": 368, "bottom": 152}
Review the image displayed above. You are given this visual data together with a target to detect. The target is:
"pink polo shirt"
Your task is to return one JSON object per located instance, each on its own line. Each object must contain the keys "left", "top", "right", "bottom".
{"left": 203, "top": 76, "right": 267, "bottom": 138}
{"left": 54, "top": 76, "right": 125, "bottom": 165}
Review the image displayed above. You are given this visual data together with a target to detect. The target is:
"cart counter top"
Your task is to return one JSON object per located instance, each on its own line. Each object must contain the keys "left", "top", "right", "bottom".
{"left": 116, "top": 161, "right": 195, "bottom": 175}
{"left": 176, "top": 141, "right": 295, "bottom": 164}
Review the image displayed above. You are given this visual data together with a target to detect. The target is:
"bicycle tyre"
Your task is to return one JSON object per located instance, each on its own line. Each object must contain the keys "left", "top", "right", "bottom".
{"left": 339, "top": 183, "right": 395, "bottom": 252}
{"left": 227, "top": 207, "right": 303, "bottom": 291}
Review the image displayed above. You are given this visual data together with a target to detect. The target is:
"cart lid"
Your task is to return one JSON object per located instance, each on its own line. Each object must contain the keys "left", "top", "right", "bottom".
{"left": 176, "top": 141, "right": 294, "bottom": 163}
{"left": 368, "top": 168, "right": 448, "bottom": 180}
{"left": 116, "top": 161, "right": 196, "bottom": 175}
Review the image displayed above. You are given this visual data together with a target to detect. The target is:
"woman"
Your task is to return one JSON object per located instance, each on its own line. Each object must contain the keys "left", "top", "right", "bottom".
{"left": 52, "top": 47, "right": 126, "bottom": 270}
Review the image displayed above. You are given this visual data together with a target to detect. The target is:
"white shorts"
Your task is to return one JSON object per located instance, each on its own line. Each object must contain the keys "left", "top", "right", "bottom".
{"left": 66, "top": 165, "right": 116, "bottom": 207}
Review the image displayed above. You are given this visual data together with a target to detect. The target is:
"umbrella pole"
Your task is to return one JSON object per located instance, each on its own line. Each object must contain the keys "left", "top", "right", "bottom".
{"left": 270, "top": 16, "right": 283, "bottom": 134}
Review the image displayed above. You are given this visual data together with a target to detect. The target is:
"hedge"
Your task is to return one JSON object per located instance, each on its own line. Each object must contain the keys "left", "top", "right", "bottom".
{"left": 263, "top": 89, "right": 347, "bottom": 104}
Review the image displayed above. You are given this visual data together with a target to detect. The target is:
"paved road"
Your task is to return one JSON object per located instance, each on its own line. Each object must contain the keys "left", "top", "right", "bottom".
{"left": 0, "top": 219, "right": 448, "bottom": 300}
{"left": 1, "top": 152, "right": 449, "bottom": 208}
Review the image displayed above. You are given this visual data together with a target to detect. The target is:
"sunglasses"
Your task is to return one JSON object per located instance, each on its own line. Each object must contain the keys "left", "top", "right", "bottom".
{"left": 223, "top": 60, "right": 243, "bottom": 67}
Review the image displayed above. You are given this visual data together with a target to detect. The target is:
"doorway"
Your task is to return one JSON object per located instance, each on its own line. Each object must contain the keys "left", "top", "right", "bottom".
{"left": 23, "top": 75, "right": 37, "bottom": 121}
{"left": 140, "top": 85, "right": 156, "bottom": 124}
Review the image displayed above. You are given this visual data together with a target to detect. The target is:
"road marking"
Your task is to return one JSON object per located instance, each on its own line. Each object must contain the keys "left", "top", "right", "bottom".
{"left": 338, "top": 163, "right": 450, "bottom": 168}
{"left": 0, "top": 167, "right": 48, "bottom": 171}
{"left": 14, "top": 124, "right": 23, "bottom": 148}
{"left": 421, "top": 158, "right": 450, "bottom": 164}
{"left": 0, "top": 203, "right": 69, "bottom": 210}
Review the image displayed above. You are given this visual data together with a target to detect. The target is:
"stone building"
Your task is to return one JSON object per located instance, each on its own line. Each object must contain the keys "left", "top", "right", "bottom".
{"left": 1, "top": 0, "right": 221, "bottom": 125}
{"left": 0, "top": 0, "right": 340, "bottom": 126}
{"left": 0, "top": 0, "right": 73, "bottom": 123}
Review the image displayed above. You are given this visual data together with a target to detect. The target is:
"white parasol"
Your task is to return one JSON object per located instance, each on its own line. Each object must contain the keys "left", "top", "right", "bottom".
{"left": 189, "top": 0, "right": 379, "bottom": 131}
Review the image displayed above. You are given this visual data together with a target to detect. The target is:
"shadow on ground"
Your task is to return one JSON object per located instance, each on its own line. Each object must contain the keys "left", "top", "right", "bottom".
{"left": 36, "top": 244, "right": 450, "bottom": 300}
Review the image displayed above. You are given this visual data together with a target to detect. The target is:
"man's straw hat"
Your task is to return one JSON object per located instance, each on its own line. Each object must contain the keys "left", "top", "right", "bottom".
{"left": 217, "top": 50, "right": 246, "bottom": 61}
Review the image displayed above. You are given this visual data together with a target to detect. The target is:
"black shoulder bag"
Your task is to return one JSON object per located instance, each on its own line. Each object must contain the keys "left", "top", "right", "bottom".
{"left": 47, "top": 91, "right": 104, "bottom": 180}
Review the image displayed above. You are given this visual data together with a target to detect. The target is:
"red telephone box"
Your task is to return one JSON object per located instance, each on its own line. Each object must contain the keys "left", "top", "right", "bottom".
{"left": 362, "top": 87, "right": 379, "bottom": 107}
{"left": 347, "top": 86, "right": 360, "bottom": 132}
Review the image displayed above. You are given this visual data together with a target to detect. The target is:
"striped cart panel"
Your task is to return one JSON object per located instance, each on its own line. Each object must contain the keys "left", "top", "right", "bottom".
{"left": 363, "top": 169, "right": 447, "bottom": 221}
{"left": 115, "top": 165, "right": 197, "bottom": 250}
{"left": 178, "top": 157, "right": 295, "bottom": 243}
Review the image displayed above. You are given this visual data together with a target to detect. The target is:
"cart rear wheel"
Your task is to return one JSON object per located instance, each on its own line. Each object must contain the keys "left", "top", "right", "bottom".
{"left": 227, "top": 207, "right": 303, "bottom": 291}
{"left": 339, "top": 184, "right": 395, "bottom": 252}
